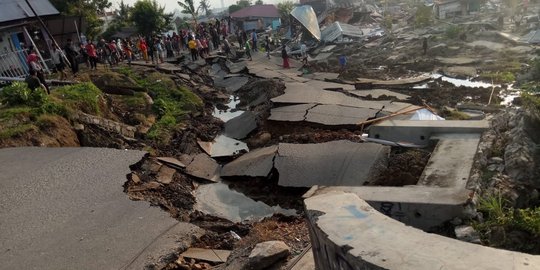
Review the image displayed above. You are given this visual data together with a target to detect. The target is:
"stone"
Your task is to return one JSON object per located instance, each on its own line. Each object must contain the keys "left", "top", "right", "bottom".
{"left": 156, "top": 166, "right": 176, "bottom": 184}
{"left": 247, "top": 241, "right": 290, "bottom": 269}
{"left": 157, "top": 157, "right": 186, "bottom": 169}
{"left": 73, "top": 123, "right": 85, "bottom": 131}
{"left": 454, "top": 225, "right": 482, "bottom": 244}
{"left": 130, "top": 173, "right": 141, "bottom": 184}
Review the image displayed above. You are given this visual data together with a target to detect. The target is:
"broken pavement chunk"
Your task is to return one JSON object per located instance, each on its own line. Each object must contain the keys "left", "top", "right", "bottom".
{"left": 157, "top": 157, "right": 186, "bottom": 169}
{"left": 184, "top": 153, "right": 221, "bottom": 182}
{"left": 156, "top": 166, "right": 176, "bottom": 184}
{"left": 180, "top": 248, "right": 231, "bottom": 263}
{"left": 198, "top": 135, "right": 249, "bottom": 158}
{"left": 305, "top": 104, "right": 379, "bottom": 125}
{"left": 221, "top": 145, "right": 278, "bottom": 177}
{"left": 224, "top": 111, "right": 257, "bottom": 139}
{"left": 247, "top": 241, "right": 291, "bottom": 269}
{"left": 347, "top": 89, "right": 410, "bottom": 101}
{"left": 269, "top": 104, "right": 316, "bottom": 122}
{"left": 275, "top": 141, "right": 390, "bottom": 187}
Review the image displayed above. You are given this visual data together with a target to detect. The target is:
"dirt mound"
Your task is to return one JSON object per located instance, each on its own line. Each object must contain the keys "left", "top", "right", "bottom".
{"left": 90, "top": 71, "right": 144, "bottom": 95}
{"left": 0, "top": 115, "right": 79, "bottom": 147}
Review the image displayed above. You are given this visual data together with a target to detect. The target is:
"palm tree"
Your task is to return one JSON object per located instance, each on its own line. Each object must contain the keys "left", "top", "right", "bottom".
{"left": 178, "top": 0, "right": 200, "bottom": 28}
{"left": 199, "top": 0, "right": 212, "bottom": 16}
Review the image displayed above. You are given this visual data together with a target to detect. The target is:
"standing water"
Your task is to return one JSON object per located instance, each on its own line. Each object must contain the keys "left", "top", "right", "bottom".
{"left": 194, "top": 182, "right": 297, "bottom": 222}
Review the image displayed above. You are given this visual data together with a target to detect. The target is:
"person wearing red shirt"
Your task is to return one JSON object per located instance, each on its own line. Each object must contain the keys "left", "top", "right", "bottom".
{"left": 85, "top": 41, "right": 98, "bottom": 70}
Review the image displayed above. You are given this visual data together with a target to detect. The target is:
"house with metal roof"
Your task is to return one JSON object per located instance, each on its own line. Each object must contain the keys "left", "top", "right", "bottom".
{"left": 230, "top": 4, "right": 281, "bottom": 31}
{"left": 0, "top": 0, "right": 63, "bottom": 78}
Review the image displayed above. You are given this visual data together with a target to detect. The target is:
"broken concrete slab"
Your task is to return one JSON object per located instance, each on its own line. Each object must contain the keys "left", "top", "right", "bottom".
{"left": 301, "top": 72, "right": 340, "bottom": 81}
{"left": 304, "top": 192, "right": 540, "bottom": 270}
{"left": 156, "top": 165, "right": 176, "bottom": 184}
{"left": 214, "top": 76, "right": 249, "bottom": 93}
{"left": 221, "top": 145, "right": 278, "bottom": 177}
{"left": 180, "top": 248, "right": 231, "bottom": 263}
{"left": 381, "top": 102, "right": 421, "bottom": 114}
{"left": 269, "top": 104, "right": 317, "bottom": 122}
{"left": 347, "top": 89, "right": 410, "bottom": 100}
{"left": 247, "top": 241, "right": 291, "bottom": 269}
{"left": 355, "top": 75, "right": 431, "bottom": 88}
{"left": 436, "top": 57, "right": 478, "bottom": 65}
{"left": 305, "top": 104, "right": 379, "bottom": 125}
{"left": 271, "top": 83, "right": 388, "bottom": 110}
{"left": 184, "top": 153, "right": 221, "bottom": 182}
{"left": 226, "top": 61, "right": 247, "bottom": 73}
{"left": 275, "top": 141, "right": 390, "bottom": 187}
{"left": 444, "top": 66, "right": 478, "bottom": 78}
{"left": 418, "top": 133, "right": 481, "bottom": 188}
{"left": 304, "top": 79, "right": 356, "bottom": 91}
{"left": 198, "top": 135, "right": 249, "bottom": 158}
{"left": 157, "top": 157, "right": 186, "bottom": 169}
{"left": 224, "top": 111, "right": 257, "bottom": 139}
{"left": 368, "top": 120, "right": 489, "bottom": 145}
{"left": 467, "top": 40, "right": 505, "bottom": 50}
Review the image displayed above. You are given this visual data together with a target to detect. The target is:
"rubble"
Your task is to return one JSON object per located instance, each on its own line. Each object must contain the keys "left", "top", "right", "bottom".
{"left": 246, "top": 241, "right": 291, "bottom": 269}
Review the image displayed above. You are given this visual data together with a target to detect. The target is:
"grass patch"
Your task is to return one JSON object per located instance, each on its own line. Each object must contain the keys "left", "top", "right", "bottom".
{"left": 481, "top": 71, "right": 516, "bottom": 84}
{"left": 123, "top": 92, "right": 148, "bottom": 108}
{"left": 0, "top": 106, "right": 32, "bottom": 120}
{"left": 443, "top": 110, "right": 471, "bottom": 120}
{"left": 474, "top": 193, "right": 540, "bottom": 253}
{"left": 0, "top": 124, "right": 37, "bottom": 139}
{"left": 52, "top": 82, "right": 103, "bottom": 115}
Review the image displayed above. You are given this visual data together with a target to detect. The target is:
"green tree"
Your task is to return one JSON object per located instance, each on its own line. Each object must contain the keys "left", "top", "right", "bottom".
{"left": 50, "top": 0, "right": 112, "bottom": 39}
{"left": 414, "top": 4, "right": 432, "bottom": 27}
{"left": 102, "top": 0, "right": 132, "bottom": 39}
{"left": 229, "top": 0, "right": 251, "bottom": 13}
{"left": 255, "top": 0, "right": 263, "bottom": 4}
{"left": 131, "top": 0, "right": 173, "bottom": 36}
{"left": 178, "top": 0, "right": 200, "bottom": 27}
{"left": 199, "top": 0, "right": 212, "bottom": 16}
{"left": 277, "top": 0, "right": 294, "bottom": 25}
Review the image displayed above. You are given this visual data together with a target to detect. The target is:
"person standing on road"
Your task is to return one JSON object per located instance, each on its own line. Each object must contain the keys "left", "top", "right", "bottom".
{"left": 281, "top": 45, "right": 289, "bottom": 68}
{"left": 265, "top": 36, "right": 271, "bottom": 59}
{"left": 52, "top": 46, "right": 67, "bottom": 80}
{"left": 422, "top": 37, "right": 428, "bottom": 55}
{"left": 85, "top": 41, "right": 98, "bottom": 70}
{"left": 64, "top": 39, "right": 79, "bottom": 76}
{"left": 26, "top": 49, "right": 50, "bottom": 94}
{"left": 244, "top": 39, "right": 252, "bottom": 61}
{"left": 251, "top": 30, "right": 257, "bottom": 52}
{"left": 188, "top": 38, "right": 198, "bottom": 61}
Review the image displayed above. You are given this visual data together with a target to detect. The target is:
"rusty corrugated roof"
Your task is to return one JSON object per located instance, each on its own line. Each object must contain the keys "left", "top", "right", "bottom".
{"left": 0, "top": 0, "right": 59, "bottom": 25}
{"left": 230, "top": 4, "right": 279, "bottom": 18}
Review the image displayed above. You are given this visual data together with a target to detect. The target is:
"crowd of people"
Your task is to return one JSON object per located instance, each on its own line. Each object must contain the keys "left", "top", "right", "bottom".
{"left": 23, "top": 20, "right": 293, "bottom": 95}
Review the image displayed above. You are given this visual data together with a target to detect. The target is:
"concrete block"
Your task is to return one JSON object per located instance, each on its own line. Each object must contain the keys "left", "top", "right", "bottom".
{"left": 368, "top": 120, "right": 489, "bottom": 145}
{"left": 305, "top": 192, "right": 540, "bottom": 270}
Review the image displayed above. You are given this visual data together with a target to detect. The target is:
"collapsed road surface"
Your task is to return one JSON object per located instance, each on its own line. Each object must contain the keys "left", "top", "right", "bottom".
{"left": 0, "top": 147, "right": 202, "bottom": 270}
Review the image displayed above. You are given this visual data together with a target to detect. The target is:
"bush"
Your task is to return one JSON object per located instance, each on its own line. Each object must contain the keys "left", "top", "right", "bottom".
{"left": 0, "top": 82, "right": 48, "bottom": 107}
{"left": 445, "top": 25, "right": 461, "bottom": 39}
{"left": 415, "top": 5, "right": 432, "bottom": 27}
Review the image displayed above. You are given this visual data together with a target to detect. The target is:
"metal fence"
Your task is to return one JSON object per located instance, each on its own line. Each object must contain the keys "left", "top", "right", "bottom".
{"left": 0, "top": 49, "right": 29, "bottom": 78}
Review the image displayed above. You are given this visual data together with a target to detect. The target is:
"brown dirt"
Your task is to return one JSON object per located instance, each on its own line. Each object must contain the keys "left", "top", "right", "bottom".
{"left": 0, "top": 115, "right": 80, "bottom": 147}
{"left": 370, "top": 147, "right": 432, "bottom": 186}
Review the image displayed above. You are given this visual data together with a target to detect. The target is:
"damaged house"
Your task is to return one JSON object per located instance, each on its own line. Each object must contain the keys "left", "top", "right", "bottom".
{"left": 230, "top": 4, "right": 281, "bottom": 31}
{"left": 433, "top": 0, "right": 482, "bottom": 19}
{"left": 0, "top": 0, "right": 84, "bottom": 78}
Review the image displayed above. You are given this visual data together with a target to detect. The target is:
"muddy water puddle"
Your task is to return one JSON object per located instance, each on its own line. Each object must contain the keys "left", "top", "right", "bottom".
{"left": 194, "top": 181, "right": 297, "bottom": 222}
{"left": 213, "top": 96, "right": 244, "bottom": 122}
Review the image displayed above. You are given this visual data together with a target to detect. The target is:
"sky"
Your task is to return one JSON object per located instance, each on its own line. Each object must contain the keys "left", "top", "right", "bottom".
{"left": 110, "top": 0, "right": 284, "bottom": 13}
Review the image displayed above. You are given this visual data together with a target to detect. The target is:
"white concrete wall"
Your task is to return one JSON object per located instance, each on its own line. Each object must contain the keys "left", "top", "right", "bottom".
{"left": 305, "top": 192, "right": 540, "bottom": 270}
